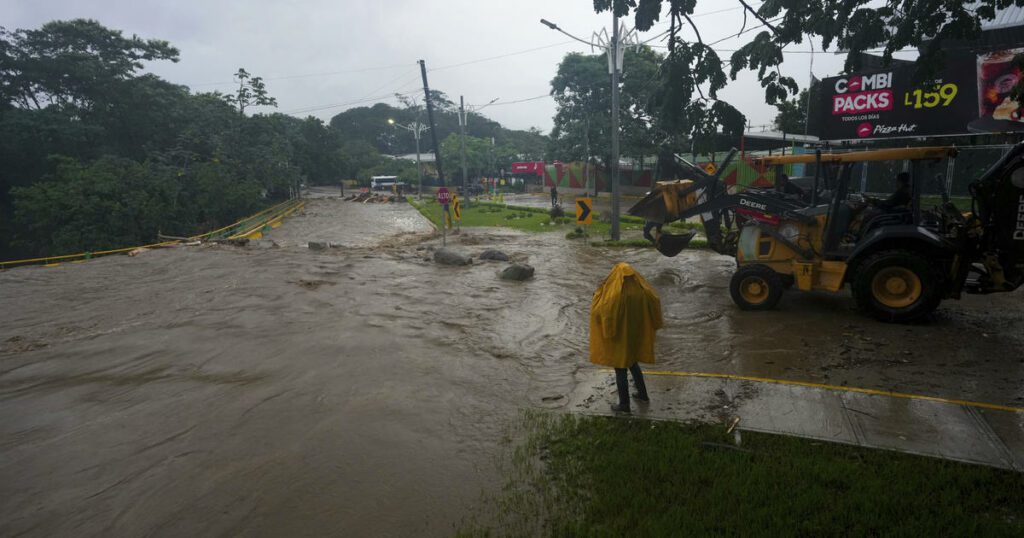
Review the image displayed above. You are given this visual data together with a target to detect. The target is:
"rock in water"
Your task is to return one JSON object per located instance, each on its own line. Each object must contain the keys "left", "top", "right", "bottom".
{"left": 478, "top": 249, "right": 510, "bottom": 262}
{"left": 434, "top": 248, "right": 472, "bottom": 266}
{"left": 500, "top": 263, "right": 534, "bottom": 281}
{"left": 308, "top": 241, "right": 328, "bottom": 251}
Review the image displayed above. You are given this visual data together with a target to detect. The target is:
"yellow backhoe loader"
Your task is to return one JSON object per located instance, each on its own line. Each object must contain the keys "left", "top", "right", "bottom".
{"left": 629, "top": 144, "right": 1024, "bottom": 322}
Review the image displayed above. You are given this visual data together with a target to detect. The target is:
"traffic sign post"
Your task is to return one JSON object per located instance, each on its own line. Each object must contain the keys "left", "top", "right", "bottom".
{"left": 576, "top": 197, "right": 593, "bottom": 225}
{"left": 452, "top": 194, "right": 461, "bottom": 232}
{"left": 437, "top": 187, "right": 450, "bottom": 246}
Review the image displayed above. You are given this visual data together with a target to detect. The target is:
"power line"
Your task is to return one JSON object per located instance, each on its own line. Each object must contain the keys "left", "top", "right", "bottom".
{"left": 429, "top": 40, "right": 578, "bottom": 72}
{"left": 283, "top": 89, "right": 420, "bottom": 115}
{"left": 487, "top": 94, "right": 553, "bottom": 106}
{"left": 191, "top": 63, "right": 411, "bottom": 88}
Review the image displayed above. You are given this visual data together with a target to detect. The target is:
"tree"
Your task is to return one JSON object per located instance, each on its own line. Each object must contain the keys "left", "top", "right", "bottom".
{"left": 602, "top": 0, "right": 1024, "bottom": 141}
{"left": 222, "top": 68, "right": 277, "bottom": 114}
{"left": 773, "top": 88, "right": 808, "bottom": 134}
{"left": 0, "top": 19, "right": 179, "bottom": 111}
{"left": 547, "top": 46, "right": 664, "bottom": 165}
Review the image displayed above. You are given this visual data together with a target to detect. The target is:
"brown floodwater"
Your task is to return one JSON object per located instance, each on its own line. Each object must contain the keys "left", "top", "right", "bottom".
{"left": 2, "top": 196, "right": 1022, "bottom": 536}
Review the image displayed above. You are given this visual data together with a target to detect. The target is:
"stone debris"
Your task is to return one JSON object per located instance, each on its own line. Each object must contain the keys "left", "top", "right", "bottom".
{"left": 478, "top": 249, "right": 510, "bottom": 262}
{"left": 433, "top": 248, "right": 472, "bottom": 266}
{"left": 500, "top": 263, "right": 534, "bottom": 281}
{"left": 343, "top": 193, "right": 399, "bottom": 203}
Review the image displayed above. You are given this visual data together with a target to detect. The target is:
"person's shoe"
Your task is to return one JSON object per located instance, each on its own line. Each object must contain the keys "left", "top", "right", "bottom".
{"left": 610, "top": 403, "right": 631, "bottom": 414}
{"left": 632, "top": 392, "right": 650, "bottom": 402}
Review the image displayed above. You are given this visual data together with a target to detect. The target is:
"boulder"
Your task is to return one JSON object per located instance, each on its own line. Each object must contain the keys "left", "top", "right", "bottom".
{"left": 478, "top": 249, "right": 510, "bottom": 262}
{"left": 434, "top": 248, "right": 472, "bottom": 266}
{"left": 500, "top": 263, "right": 534, "bottom": 281}
{"left": 308, "top": 241, "right": 329, "bottom": 251}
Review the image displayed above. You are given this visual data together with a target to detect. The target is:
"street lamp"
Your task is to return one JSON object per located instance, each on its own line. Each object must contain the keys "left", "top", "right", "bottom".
{"left": 457, "top": 96, "right": 499, "bottom": 197}
{"left": 388, "top": 118, "right": 430, "bottom": 199}
{"left": 539, "top": 16, "right": 639, "bottom": 240}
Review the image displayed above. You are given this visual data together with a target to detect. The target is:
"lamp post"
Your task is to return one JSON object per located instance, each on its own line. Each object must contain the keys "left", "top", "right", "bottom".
{"left": 457, "top": 96, "right": 499, "bottom": 201}
{"left": 540, "top": 16, "right": 638, "bottom": 240}
{"left": 388, "top": 118, "right": 429, "bottom": 199}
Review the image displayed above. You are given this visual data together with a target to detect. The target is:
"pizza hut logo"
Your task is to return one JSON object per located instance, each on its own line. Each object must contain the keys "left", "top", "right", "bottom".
{"left": 857, "top": 122, "right": 873, "bottom": 138}
{"left": 833, "top": 72, "right": 894, "bottom": 115}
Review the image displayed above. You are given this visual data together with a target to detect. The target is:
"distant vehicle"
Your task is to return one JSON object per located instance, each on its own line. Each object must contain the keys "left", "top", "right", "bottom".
{"left": 462, "top": 184, "right": 484, "bottom": 196}
{"left": 370, "top": 175, "right": 406, "bottom": 192}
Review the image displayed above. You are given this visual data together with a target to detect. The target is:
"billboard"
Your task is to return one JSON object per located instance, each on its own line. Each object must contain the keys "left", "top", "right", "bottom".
{"left": 817, "top": 47, "right": 1024, "bottom": 140}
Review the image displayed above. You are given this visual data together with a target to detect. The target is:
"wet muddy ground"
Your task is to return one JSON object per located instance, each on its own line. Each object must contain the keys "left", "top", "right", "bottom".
{"left": 2, "top": 197, "right": 1022, "bottom": 536}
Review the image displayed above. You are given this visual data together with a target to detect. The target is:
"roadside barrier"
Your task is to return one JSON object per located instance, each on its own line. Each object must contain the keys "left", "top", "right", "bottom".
{"left": 0, "top": 198, "right": 306, "bottom": 270}
{"left": 639, "top": 370, "right": 1024, "bottom": 414}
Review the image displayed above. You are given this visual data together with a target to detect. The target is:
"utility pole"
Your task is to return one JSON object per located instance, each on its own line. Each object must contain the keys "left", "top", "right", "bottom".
{"left": 459, "top": 95, "right": 469, "bottom": 194}
{"left": 389, "top": 118, "right": 428, "bottom": 199}
{"left": 419, "top": 60, "right": 445, "bottom": 186}
{"left": 609, "top": 11, "right": 621, "bottom": 241}
{"left": 539, "top": 16, "right": 638, "bottom": 240}
{"left": 584, "top": 115, "right": 591, "bottom": 196}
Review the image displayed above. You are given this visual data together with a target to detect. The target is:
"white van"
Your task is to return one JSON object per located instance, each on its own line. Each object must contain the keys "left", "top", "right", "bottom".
{"left": 370, "top": 175, "right": 405, "bottom": 191}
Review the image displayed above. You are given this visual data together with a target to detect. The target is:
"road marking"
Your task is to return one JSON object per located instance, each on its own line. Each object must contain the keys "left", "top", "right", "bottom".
{"left": 636, "top": 370, "right": 1024, "bottom": 414}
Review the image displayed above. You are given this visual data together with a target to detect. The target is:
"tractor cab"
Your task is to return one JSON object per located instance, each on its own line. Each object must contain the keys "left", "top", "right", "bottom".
{"left": 753, "top": 147, "right": 961, "bottom": 261}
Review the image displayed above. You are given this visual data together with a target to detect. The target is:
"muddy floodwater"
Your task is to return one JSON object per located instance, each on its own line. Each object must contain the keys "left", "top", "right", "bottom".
{"left": 2, "top": 197, "right": 1022, "bottom": 536}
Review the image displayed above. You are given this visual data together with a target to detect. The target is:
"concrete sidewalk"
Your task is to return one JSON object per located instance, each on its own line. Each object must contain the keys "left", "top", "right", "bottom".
{"left": 568, "top": 371, "right": 1024, "bottom": 471}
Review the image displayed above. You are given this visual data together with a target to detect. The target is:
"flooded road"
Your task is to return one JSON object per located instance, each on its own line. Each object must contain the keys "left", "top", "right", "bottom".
{"left": 2, "top": 197, "right": 1022, "bottom": 536}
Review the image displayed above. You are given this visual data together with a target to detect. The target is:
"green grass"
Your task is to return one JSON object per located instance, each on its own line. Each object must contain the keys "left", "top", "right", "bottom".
{"left": 409, "top": 198, "right": 704, "bottom": 241}
{"left": 460, "top": 412, "right": 1024, "bottom": 537}
{"left": 920, "top": 195, "right": 972, "bottom": 212}
{"left": 409, "top": 198, "right": 646, "bottom": 236}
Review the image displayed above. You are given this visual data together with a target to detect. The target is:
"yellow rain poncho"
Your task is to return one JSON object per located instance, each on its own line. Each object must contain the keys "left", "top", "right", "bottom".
{"left": 589, "top": 263, "right": 663, "bottom": 369}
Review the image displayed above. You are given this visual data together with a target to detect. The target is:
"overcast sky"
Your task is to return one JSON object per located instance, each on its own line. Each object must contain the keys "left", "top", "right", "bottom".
{"left": 6, "top": 0, "right": 919, "bottom": 133}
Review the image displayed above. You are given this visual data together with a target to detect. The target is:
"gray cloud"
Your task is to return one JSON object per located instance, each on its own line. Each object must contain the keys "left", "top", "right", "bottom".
{"left": 6, "top": 0, "right": 918, "bottom": 133}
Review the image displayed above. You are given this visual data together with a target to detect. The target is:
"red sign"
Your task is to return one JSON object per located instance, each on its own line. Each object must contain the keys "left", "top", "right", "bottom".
{"left": 737, "top": 207, "right": 780, "bottom": 225}
{"left": 436, "top": 187, "right": 450, "bottom": 205}
{"left": 510, "top": 161, "right": 544, "bottom": 175}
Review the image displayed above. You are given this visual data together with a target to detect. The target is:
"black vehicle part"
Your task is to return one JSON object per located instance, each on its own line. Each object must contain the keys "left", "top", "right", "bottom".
{"left": 971, "top": 142, "right": 1024, "bottom": 290}
{"left": 655, "top": 230, "right": 697, "bottom": 257}
{"left": 846, "top": 225, "right": 951, "bottom": 269}
{"left": 730, "top": 264, "right": 784, "bottom": 311}
{"left": 852, "top": 249, "right": 941, "bottom": 322}
{"left": 821, "top": 162, "right": 854, "bottom": 255}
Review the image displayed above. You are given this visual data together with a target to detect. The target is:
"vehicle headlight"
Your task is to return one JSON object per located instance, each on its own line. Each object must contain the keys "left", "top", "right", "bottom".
{"left": 779, "top": 223, "right": 800, "bottom": 242}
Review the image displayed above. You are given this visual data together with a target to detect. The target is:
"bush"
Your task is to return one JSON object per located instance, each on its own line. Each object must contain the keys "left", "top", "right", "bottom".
{"left": 550, "top": 205, "right": 565, "bottom": 219}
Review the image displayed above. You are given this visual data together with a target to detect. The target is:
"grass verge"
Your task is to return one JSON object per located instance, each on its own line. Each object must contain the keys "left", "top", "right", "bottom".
{"left": 408, "top": 197, "right": 701, "bottom": 239}
{"left": 459, "top": 412, "right": 1024, "bottom": 537}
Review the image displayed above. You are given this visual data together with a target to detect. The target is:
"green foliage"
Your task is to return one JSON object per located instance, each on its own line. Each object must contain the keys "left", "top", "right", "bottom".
{"left": 329, "top": 93, "right": 547, "bottom": 170}
{"left": 441, "top": 132, "right": 506, "bottom": 181}
{"left": 773, "top": 88, "right": 810, "bottom": 134}
{"left": 0, "top": 20, "right": 339, "bottom": 258}
{"left": 605, "top": 0, "right": 1023, "bottom": 141}
{"left": 10, "top": 157, "right": 265, "bottom": 254}
{"left": 548, "top": 47, "right": 668, "bottom": 164}
{"left": 0, "top": 19, "right": 179, "bottom": 110}
{"left": 222, "top": 68, "right": 278, "bottom": 114}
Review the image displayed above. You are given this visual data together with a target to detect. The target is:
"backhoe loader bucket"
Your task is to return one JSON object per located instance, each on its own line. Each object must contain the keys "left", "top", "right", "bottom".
{"left": 628, "top": 180, "right": 699, "bottom": 223}
{"left": 655, "top": 230, "right": 696, "bottom": 257}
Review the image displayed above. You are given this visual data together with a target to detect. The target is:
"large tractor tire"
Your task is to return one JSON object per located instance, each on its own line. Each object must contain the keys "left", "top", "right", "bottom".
{"left": 852, "top": 250, "right": 941, "bottom": 323}
{"left": 730, "top": 264, "right": 784, "bottom": 311}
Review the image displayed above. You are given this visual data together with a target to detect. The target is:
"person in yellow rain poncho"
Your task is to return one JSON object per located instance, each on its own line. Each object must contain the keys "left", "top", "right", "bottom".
{"left": 590, "top": 262, "right": 663, "bottom": 413}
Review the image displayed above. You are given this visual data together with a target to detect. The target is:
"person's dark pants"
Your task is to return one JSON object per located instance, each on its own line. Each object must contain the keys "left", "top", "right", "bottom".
{"left": 615, "top": 362, "right": 649, "bottom": 408}
{"left": 551, "top": 194, "right": 557, "bottom": 207}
